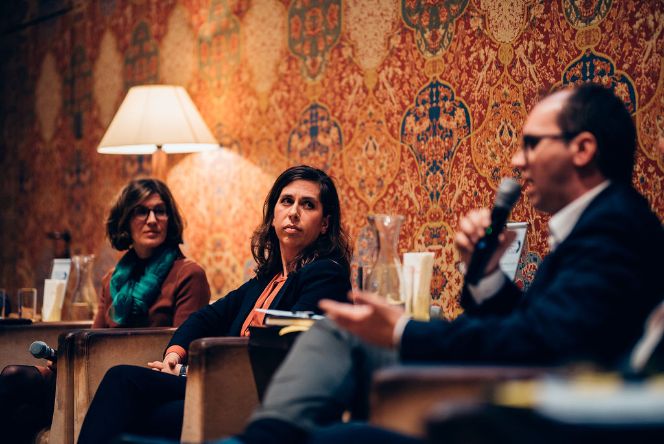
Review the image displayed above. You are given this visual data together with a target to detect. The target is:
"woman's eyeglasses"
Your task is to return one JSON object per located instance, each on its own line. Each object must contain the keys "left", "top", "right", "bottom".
{"left": 132, "top": 205, "right": 169, "bottom": 222}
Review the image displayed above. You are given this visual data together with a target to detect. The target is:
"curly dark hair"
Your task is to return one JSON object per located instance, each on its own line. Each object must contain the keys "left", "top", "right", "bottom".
{"left": 106, "top": 178, "right": 184, "bottom": 251}
{"left": 251, "top": 165, "right": 352, "bottom": 278}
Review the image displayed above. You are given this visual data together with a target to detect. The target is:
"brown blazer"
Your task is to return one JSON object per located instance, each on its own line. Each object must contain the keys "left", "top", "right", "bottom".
{"left": 93, "top": 251, "right": 211, "bottom": 328}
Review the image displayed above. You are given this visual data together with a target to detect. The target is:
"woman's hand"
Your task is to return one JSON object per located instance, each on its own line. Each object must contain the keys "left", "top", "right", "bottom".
{"left": 147, "top": 352, "right": 181, "bottom": 375}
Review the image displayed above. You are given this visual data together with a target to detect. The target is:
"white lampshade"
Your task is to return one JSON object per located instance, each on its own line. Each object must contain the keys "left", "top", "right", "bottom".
{"left": 97, "top": 85, "right": 219, "bottom": 154}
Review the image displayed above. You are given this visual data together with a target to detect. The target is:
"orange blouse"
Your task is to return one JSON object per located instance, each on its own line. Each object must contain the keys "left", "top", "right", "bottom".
{"left": 240, "top": 273, "right": 288, "bottom": 336}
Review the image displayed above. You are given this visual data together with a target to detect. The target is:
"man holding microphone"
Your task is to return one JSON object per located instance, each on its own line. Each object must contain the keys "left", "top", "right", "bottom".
{"left": 229, "top": 84, "right": 664, "bottom": 444}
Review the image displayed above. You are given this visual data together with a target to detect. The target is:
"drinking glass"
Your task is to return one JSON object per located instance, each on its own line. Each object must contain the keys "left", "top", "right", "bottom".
{"left": 18, "top": 287, "right": 39, "bottom": 321}
{"left": 402, "top": 252, "right": 435, "bottom": 321}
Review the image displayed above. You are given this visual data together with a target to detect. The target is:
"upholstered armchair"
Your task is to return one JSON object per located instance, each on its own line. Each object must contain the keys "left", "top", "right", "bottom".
{"left": 49, "top": 327, "right": 175, "bottom": 444}
{"left": 181, "top": 337, "right": 259, "bottom": 443}
{"left": 369, "top": 365, "right": 547, "bottom": 437}
{"left": 44, "top": 330, "right": 259, "bottom": 444}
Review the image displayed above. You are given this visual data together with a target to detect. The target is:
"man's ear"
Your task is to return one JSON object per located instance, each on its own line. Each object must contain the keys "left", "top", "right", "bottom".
{"left": 571, "top": 131, "right": 597, "bottom": 168}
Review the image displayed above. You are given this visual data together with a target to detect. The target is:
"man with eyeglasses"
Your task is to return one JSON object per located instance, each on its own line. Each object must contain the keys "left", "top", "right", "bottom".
{"left": 225, "top": 84, "right": 664, "bottom": 444}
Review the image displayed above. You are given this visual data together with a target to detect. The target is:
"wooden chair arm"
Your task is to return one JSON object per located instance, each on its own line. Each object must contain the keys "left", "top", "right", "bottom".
{"left": 369, "top": 365, "right": 548, "bottom": 437}
{"left": 181, "top": 337, "right": 258, "bottom": 443}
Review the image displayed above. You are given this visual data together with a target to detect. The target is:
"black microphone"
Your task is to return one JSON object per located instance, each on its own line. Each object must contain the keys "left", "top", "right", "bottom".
{"left": 29, "top": 341, "right": 57, "bottom": 361}
{"left": 465, "top": 178, "right": 521, "bottom": 285}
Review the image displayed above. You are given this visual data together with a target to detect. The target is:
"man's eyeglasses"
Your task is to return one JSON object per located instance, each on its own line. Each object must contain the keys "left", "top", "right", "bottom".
{"left": 132, "top": 205, "right": 169, "bottom": 222}
{"left": 522, "top": 133, "right": 574, "bottom": 152}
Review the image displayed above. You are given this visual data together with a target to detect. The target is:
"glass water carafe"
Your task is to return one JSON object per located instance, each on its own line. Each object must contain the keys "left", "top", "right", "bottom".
{"left": 365, "top": 214, "right": 405, "bottom": 305}
{"left": 62, "top": 254, "right": 98, "bottom": 320}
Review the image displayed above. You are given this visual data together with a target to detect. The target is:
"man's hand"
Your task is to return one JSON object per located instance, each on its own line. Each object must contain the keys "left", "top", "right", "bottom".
{"left": 319, "top": 291, "right": 404, "bottom": 348}
{"left": 148, "top": 352, "right": 181, "bottom": 375}
{"left": 454, "top": 209, "right": 516, "bottom": 278}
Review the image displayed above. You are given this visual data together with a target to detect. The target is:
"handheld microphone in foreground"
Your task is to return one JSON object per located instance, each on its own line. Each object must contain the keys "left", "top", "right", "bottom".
{"left": 465, "top": 178, "right": 521, "bottom": 285}
{"left": 29, "top": 341, "right": 57, "bottom": 362}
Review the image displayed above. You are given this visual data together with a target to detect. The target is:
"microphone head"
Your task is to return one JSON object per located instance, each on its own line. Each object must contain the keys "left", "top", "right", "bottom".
{"left": 29, "top": 341, "right": 49, "bottom": 358}
{"left": 495, "top": 178, "right": 521, "bottom": 210}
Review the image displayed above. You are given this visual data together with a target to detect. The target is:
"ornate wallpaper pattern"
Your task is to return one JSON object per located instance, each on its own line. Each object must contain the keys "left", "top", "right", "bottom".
{"left": 0, "top": 0, "right": 662, "bottom": 319}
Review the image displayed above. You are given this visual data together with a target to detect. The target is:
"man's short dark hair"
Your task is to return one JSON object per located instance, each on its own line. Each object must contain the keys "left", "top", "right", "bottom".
{"left": 556, "top": 83, "right": 636, "bottom": 184}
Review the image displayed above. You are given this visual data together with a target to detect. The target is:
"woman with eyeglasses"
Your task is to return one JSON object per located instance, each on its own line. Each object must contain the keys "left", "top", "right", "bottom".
{"left": 77, "top": 165, "right": 353, "bottom": 443}
{"left": 0, "top": 179, "right": 211, "bottom": 444}
{"left": 94, "top": 178, "right": 211, "bottom": 328}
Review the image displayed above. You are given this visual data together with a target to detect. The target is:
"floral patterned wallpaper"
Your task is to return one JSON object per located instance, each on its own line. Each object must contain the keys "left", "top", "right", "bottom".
{"left": 0, "top": 0, "right": 662, "bottom": 319}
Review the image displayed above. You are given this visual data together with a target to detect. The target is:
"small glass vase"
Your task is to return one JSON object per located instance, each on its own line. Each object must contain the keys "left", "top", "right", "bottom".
{"left": 62, "top": 254, "right": 98, "bottom": 321}
{"left": 365, "top": 214, "right": 405, "bottom": 305}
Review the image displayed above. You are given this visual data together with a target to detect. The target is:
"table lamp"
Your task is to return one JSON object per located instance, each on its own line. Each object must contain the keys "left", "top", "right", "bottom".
{"left": 97, "top": 85, "right": 219, "bottom": 178}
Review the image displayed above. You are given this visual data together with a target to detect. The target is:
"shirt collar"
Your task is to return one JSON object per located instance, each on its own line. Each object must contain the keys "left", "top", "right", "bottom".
{"left": 548, "top": 180, "right": 610, "bottom": 250}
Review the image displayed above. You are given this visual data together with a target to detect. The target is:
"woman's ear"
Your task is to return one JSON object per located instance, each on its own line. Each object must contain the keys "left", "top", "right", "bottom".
{"left": 321, "top": 216, "right": 330, "bottom": 234}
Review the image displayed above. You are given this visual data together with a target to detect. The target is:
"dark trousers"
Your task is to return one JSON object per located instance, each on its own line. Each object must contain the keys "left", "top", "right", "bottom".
{"left": 0, "top": 365, "right": 56, "bottom": 444}
{"left": 241, "top": 318, "right": 398, "bottom": 444}
{"left": 77, "top": 365, "right": 186, "bottom": 444}
{"left": 307, "top": 423, "right": 422, "bottom": 444}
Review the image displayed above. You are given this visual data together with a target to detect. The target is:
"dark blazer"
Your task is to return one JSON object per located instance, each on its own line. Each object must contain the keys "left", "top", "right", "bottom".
{"left": 168, "top": 257, "right": 351, "bottom": 352}
{"left": 401, "top": 183, "right": 664, "bottom": 367}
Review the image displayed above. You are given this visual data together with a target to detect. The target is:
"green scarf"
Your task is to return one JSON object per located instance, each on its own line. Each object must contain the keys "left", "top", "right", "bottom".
{"left": 109, "top": 245, "right": 178, "bottom": 325}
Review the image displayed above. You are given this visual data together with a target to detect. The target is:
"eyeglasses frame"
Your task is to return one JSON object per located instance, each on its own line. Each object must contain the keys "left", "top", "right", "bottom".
{"left": 131, "top": 205, "right": 169, "bottom": 223}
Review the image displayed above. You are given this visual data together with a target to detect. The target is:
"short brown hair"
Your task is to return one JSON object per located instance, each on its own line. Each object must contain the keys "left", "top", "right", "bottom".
{"left": 106, "top": 178, "right": 184, "bottom": 250}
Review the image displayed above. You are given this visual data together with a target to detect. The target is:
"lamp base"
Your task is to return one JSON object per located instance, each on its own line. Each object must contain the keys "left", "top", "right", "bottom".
{"left": 151, "top": 149, "right": 167, "bottom": 180}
